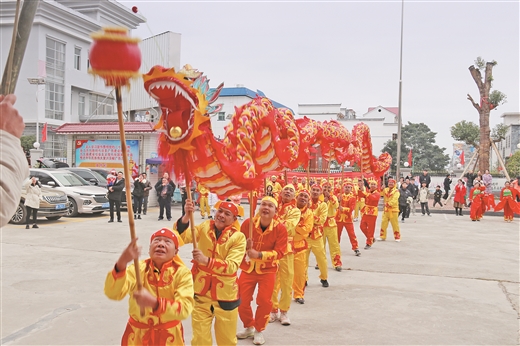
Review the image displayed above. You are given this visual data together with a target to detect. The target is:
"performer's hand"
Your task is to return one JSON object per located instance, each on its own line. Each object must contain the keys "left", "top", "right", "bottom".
{"left": 185, "top": 200, "right": 195, "bottom": 214}
{"left": 116, "top": 238, "right": 141, "bottom": 271}
{"left": 0, "top": 94, "right": 24, "bottom": 138}
{"left": 246, "top": 238, "right": 253, "bottom": 250}
{"left": 247, "top": 248, "right": 261, "bottom": 259}
{"left": 134, "top": 288, "right": 159, "bottom": 310}
{"left": 192, "top": 248, "right": 209, "bottom": 265}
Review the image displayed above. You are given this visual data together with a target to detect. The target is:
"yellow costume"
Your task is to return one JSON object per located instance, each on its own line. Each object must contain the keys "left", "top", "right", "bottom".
{"left": 104, "top": 259, "right": 194, "bottom": 346}
{"left": 354, "top": 180, "right": 365, "bottom": 220}
{"left": 175, "top": 219, "right": 246, "bottom": 346}
{"left": 292, "top": 206, "right": 313, "bottom": 300}
{"left": 306, "top": 199, "right": 328, "bottom": 281}
{"left": 322, "top": 194, "right": 342, "bottom": 269}
{"left": 380, "top": 185, "right": 401, "bottom": 241}
{"left": 271, "top": 200, "right": 301, "bottom": 314}
{"left": 197, "top": 185, "right": 210, "bottom": 218}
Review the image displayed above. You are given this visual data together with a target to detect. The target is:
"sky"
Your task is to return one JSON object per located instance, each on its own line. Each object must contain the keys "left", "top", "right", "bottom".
{"left": 128, "top": 0, "right": 519, "bottom": 157}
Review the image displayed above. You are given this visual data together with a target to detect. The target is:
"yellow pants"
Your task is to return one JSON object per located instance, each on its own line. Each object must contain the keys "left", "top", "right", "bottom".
{"left": 292, "top": 250, "right": 308, "bottom": 299}
{"left": 200, "top": 196, "right": 210, "bottom": 217}
{"left": 323, "top": 226, "right": 342, "bottom": 267}
{"left": 380, "top": 211, "right": 400, "bottom": 240}
{"left": 191, "top": 293, "right": 238, "bottom": 346}
{"left": 271, "top": 253, "right": 294, "bottom": 312}
{"left": 354, "top": 200, "right": 365, "bottom": 219}
{"left": 306, "top": 237, "right": 328, "bottom": 281}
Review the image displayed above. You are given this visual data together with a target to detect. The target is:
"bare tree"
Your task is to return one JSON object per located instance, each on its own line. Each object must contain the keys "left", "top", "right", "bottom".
{"left": 467, "top": 57, "right": 507, "bottom": 172}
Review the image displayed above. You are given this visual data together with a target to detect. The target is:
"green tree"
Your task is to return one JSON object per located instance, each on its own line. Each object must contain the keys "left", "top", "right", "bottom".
{"left": 381, "top": 122, "right": 449, "bottom": 172}
{"left": 467, "top": 56, "right": 507, "bottom": 173}
{"left": 506, "top": 151, "right": 520, "bottom": 178}
{"left": 20, "top": 135, "right": 36, "bottom": 152}
{"left": 491, "top": 123, "right": 509, "bottom": 142}
{"left": 450, "top": 120, "right": 480, "bottom": 148}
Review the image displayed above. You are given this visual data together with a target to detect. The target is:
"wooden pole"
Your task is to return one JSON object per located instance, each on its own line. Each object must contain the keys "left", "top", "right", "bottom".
{"left": 115, "top": 87, "right": 143, "bottom": 303}
{"left": 307, "top": 160, "right": 311, "bottom": 189}
{"left": 249, "top": 191, "right": 254, "bottom": 239}
{"left": 0, "top": 0, "right": 40, "bottom": 95}
{"left": 184, "top": 179, "right": 198, "bottom": 249}
{"left": 445, "top": 149, "right": 479, "bottom": 203}
{"left": 491, "top": 141, "right": 510, "bottom": 181}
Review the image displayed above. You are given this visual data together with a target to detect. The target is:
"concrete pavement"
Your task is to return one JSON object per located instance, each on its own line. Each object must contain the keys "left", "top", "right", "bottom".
{"left": 1, "top": 204, "right": 518, "bottom": 345}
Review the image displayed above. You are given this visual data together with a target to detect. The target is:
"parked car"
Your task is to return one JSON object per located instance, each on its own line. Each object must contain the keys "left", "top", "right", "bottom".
{"left": 61, "top": 167, "right": 108, "bottom": 187}
{"left": 90, "top": 168, "right": 109, "bottom": 179}
{"left": 34, "top": 158, "right": 69, "bottom": 168}
{"left": 88, "top": 168, "right": 131, "bottom": 208}
{"left": 10, "top": 178, "right": 68, "bottom": 225}
{"left": 29, "top": 169, "right": 110, "bottom": 217}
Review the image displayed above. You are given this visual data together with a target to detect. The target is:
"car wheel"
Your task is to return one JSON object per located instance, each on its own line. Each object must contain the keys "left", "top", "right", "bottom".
{"left": 46, "top": 216, "right": 62, "bottom": 221}
{"left": 66, "top": 198, "right": 78, "bottom": 217}
{"left": 10, "top": 202, "right": 27, "bottom": 225}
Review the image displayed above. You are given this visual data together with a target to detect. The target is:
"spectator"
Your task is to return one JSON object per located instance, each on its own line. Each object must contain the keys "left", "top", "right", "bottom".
{"left": 419, "top": 169, "right": 431, "bottom": 188}
{"left": 155, "top": 177, "right": 174, "bottom": 221}
{"left": 443, "top": 174, "right": 452, "bottom": 200}
{"left": 398, "top": 182, "right": 412, "bottom": 222}
{"left": 433, "top": 185, "right": 443, "bottom": 207}
{"left": 107, "top": 171, "right": 124, "bottom": 223}
{"left": 0, "top": 94, "right": 29, "bottom": 227}
{"left": 453, "top": 180, "right": 467, "bottom": 216}
{"left": 24, "top": 176, "right": 42, "bottom": 229}
{"left": 132, "top": 173, "right": 145, "bottom": 219}
{"left": 482, "top": 169, "right": 493, "bottom": 194}
{"left": 418, "top": 182, "right": 431, "bottom": 216}
{"left": 405, "top": 178, "right": 418, "bottom": 216}
{"left": 141, "top": 172, "right": 152, "bottom": 215}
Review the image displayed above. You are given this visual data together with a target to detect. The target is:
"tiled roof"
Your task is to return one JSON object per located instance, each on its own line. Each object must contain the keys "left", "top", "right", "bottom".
{"left": 367, "top": 107, "right": 399, "bottom": 115}
{"left": 55, "top": 122, "right": 156, "bottom": 134}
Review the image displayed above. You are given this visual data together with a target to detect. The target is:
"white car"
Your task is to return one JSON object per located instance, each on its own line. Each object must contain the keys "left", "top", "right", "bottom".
{"left": 29, "top": 169, "right": 110, "bottom": 217}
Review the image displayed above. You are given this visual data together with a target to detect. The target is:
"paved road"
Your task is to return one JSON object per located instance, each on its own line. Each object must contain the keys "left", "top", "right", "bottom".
{"left": 1, "top": 205, "right": 518, "bottom": 345}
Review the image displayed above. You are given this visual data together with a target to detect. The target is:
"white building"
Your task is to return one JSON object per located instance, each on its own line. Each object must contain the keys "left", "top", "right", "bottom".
{"left": 0, "top": 0, "right": 146, "bottom": 158}
{"left": 298, "top": 104, "right": 398, "bottom": 155}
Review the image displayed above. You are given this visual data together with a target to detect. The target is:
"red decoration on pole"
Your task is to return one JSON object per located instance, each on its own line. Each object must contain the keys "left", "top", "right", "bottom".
{"left": 460, "top": 151, "right": 465, "bottom": 165}
{"left": 41, "top": 122, "right": 47, "bottom": 143}
{"left": 407, "top": 148, "right": 412, "bottom": 167}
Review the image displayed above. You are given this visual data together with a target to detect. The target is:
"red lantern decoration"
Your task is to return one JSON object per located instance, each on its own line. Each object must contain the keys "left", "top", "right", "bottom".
{"left": 89, "top": 27, "right": 141, "bottom": 87}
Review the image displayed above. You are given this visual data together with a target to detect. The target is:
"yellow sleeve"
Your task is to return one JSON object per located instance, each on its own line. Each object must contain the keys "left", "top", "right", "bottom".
{"left": 388, "top": 191, "right": 400, "bottom": 208}
{"left": 283, "top": 208, "right": 301, "bottom": 237}
{"left": 104, "top": 263, "right": 138, "bottom": 301}
{"left": 207, "top": 232, "right": 246, "bottom": 276}
{"left": 152, "top": 265, "right": 194, "bottom": 321}
{"left": 296, "top": 209, "right": 313, "bottom": 238}
{"left": 314, "top": 203, "right": 328, "bottom": 226}
{"left": 175, "top": 220, "right": 202, "bottom": 245}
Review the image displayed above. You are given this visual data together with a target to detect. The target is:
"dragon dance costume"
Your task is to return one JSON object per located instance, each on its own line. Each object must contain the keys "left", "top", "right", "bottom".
{"left": 336, "top": 189, "right": 359, "bottom": 251}
{"left": 292, "top": 205, "right": 314, "bottom": 301}
{"left": 306, "top": 198, "right": 329, "bottom": 281}
{"left": 358, "top": 185, "right": 380, "bottom": 247}
{"left": 380, "top": 184, "right": 401, "bottom": 241}
{"left": 322, "top": 194, "right": 342, "bottom": 268}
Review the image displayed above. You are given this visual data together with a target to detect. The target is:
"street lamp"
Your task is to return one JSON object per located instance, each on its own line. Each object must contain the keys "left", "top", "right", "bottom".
{"left": 395, "top": 0, "right": 405, "bottom": 180}
{"left": 404, "top": 162, "right": 409, "bottom": 168}
{"left": 27, "top": 77, "right": 46, "bottom": 144}
{"left": 457, "top": 163, "right": 462, "bottom": 169}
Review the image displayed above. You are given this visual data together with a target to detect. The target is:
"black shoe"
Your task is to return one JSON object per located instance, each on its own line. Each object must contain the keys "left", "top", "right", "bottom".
{"left": 305, "top": 281, "right": 307, "bottom": 287}
{"left": 334, "top": 266, "right": 342, "bottom": 272}
{"left": 117, "top": 219, "right": 122, "bottom": 223}
{"left": 158, "top": 217, "right": 163, "bottom": 221}
{"left": 137, "top": 215, "right": 141, "bottom": 219}
{"left": 314, "top": 265, "right": 319, "bottom": 270}
{"left": 295, "top": 298, "right": 305, "bottom": 304}
{"left": 167, "top": 218, "right": 171, "bottom": 221}
{"left": 320, "top": 279, "right": 329, "bottom": 288}
{"left": 134, "top": 214, "right": 137, "bottom": 219}
{"left": 364, "top": 244, "right": 371, "bottom": 250}
{"left": 32, "top": 224, "right": 39, "bottom": 229}
{"left": 25, "top": 224, "right": 30, "bottom": 229}
{"left": 143, "top": 211, "right": 147, "bottom": 215}
{"left": 354, "top": 250, "right": 361, "bottom": 256}
{"left": 108, "top": 219, "right": 114, "bottom": 223}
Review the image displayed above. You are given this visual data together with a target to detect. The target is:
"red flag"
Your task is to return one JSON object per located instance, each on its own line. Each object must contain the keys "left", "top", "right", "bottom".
{"left": 460, "top": 151, "right": 465, "bottom": 165}
{"left": 407, "top": 149, "right": 412, "bottom": 166}
{"left": 41, "top": 123, "right": 48, "bottom": 143}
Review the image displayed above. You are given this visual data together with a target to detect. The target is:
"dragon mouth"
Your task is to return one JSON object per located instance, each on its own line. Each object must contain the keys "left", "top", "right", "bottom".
{"left": 147, "top": 79, "right": 198, "bottom": 143}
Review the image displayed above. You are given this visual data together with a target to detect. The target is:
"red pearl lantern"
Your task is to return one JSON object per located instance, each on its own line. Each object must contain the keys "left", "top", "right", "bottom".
{"left": 89, "top": 27, "right": 141, "bottom": 87}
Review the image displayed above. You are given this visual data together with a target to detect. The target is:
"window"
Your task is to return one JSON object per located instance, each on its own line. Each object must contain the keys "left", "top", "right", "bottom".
{"left": 217, "top": 112, "right": 225, "bottom": 121}
{"left": 42, "top": 132, "right": 66, "bottom": 158}
{"left": 89, "top": 93, "right": 114, "bottom": 115}
{"left": 78, "top": 94, "right": 85, "bottom": 116}
{"left": 45, "top": 38, "right": 65, "bottom": 120}
{"left": 74, "top": 47, "right": 81, "bottom": 70}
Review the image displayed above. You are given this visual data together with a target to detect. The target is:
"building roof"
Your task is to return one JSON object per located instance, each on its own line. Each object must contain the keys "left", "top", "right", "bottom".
{"left": 217, "top": 87, "right": 292, "bottom": 112}
{"left": 367, "top": 106, "right": 399, "bottom": 115}
{"left": 55, "top": 122, "right": 156, "bottom": 134}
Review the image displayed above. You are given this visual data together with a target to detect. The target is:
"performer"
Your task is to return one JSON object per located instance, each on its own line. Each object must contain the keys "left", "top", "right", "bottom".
{"left": 230, "top": 194, "right": 245, "bottom": 220}
{"left": 175, "top": 200, "right": 246, "bottom": 346}
{"left": 353, "top": 178, "right": 365, "bottom": 222}
{"left": 306, "top": 184, "right": 330, "bottom": 287}
{"left": 494, "top": 181, "right": 520, "bottom": 222}
{"left": 291, "top": 189, "right": 313, "bottom": 304}
{"left": 336, "top": 181, "right": 360, "bottom": 256}
{"left": 378, "top": 178, "right": 401, "bottom": 242}
{"left": 196, "top": 184, "right": 210, "bottom": 219}
{"left": 322, "top": 182, "right": 342, "bottom": 271}
{"left": 453, "top": 179, "right": 467, "bottom": 216}
{"left": 104, "top": 228, "right": 194, "bottom": 346}
{"left": 266, "top": 175, "right": 282, "bottom": 198}
{"left": 469, "top": 181, "right": 485, "bottom": 221}
{"left": 270, "top": 184, "right": 301, "bottom": 325}
{"left": 291, "top": 176, "right": 303, "bottom": 192}
{"left": 358, "top": 178, "right": 380, "bottom": 249}
{"left": 237, "top": 197, "right": 287, "bottom": 345}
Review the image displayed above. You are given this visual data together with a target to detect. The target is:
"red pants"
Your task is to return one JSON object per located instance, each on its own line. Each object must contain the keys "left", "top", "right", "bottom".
{"left": 360, "top": 215, "right": 377, "bottom": 245}
{"left": 337, "top": 222, "right": 359, "bottom": 250}
{"left": 238, "top": 271, "right": 276, "bottom": 332}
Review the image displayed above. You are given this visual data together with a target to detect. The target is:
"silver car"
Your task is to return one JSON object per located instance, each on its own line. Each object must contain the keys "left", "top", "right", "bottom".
{"left": 29, "top": 169, "right": 110, "bottom": 217}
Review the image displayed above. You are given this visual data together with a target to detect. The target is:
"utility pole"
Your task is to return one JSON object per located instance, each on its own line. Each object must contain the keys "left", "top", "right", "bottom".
{"left": 395, "top": 0, "right": 405, "bottom": 179}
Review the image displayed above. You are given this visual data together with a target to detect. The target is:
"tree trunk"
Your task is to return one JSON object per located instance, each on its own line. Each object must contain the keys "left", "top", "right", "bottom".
{"left": 468, "top": 61, "right": 495, "bottom": 173}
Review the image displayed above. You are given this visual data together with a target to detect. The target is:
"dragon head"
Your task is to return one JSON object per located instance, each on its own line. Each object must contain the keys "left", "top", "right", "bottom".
{"left": 143, "top": 64, "right": 223, "bottom": 152}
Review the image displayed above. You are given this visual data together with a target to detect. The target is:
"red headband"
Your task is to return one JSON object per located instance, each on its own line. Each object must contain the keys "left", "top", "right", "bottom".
{"left": 219, "top": 201, "right": 239, "bottom": 216}
{"left": 150, "top": 228, "right": 179, "bottom": 248}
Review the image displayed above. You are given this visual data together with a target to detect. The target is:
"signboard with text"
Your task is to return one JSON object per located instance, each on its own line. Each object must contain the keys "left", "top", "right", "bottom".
{"left": 75, "top": 139, "right": 140, "bottom": 170}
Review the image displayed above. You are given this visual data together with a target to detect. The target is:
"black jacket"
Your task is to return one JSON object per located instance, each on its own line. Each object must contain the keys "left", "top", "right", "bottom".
{"left": 107, "top": 178, "right": 125, "bottom": 201}
{"left": 406, "top": 183, "right": 418, "bottom": 198}
{"left": 155, "top": 179, "right": 176, "bottom": 196}
{"left": 443, "top": 177, "right": 452, "bottom": 191}
{"left": 398, "top": 187, "right": 412, "bottom": 205}
{"left": 419, "top": 174, "right": 431, "bottom": 187}
{"left": 155, "top": 182, "right": 174, "bottom": 199}
{"left": 132, "top": 179, "right": 145, "bottom": 198}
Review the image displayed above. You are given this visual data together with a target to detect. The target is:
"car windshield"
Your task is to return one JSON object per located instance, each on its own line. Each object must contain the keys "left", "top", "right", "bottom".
{"left": 90, "top": 170, "right": 107, "bottom": 184}
{"left": 92, "top": 169, "right": 109, "bottom": 179}
{"left": 53, "top": 172, "right": 89, "bottom": 187}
